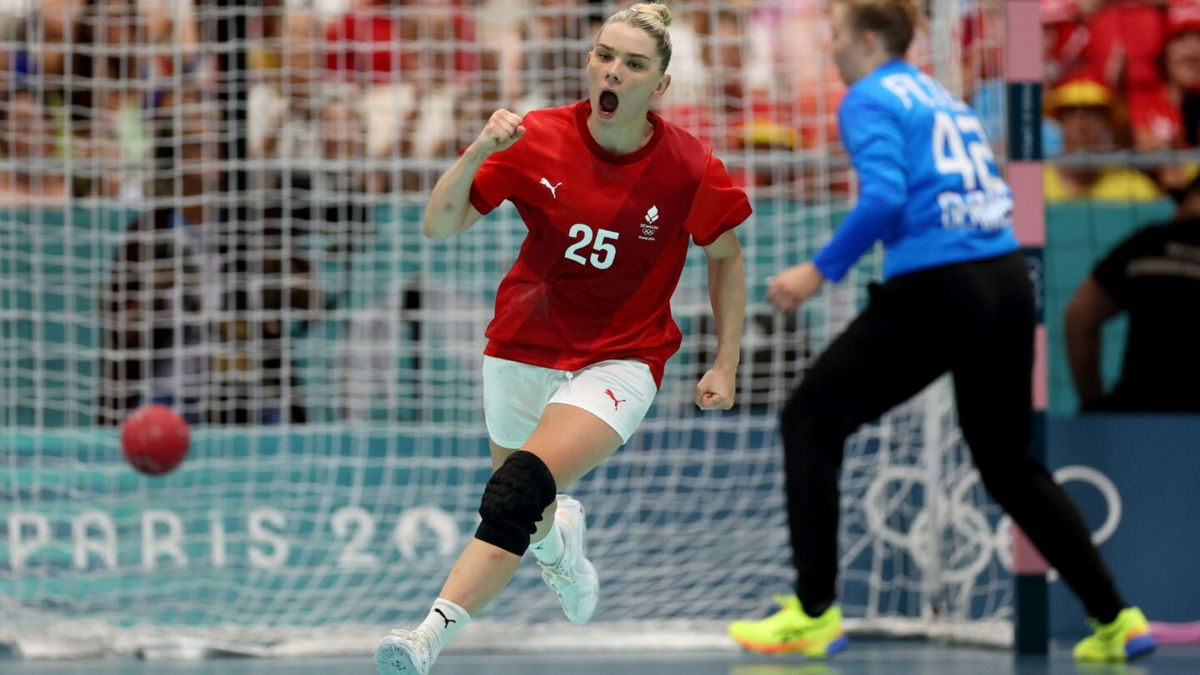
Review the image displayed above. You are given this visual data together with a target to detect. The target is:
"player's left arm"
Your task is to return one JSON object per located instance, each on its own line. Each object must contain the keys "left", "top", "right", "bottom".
{"left": 696, "top": 229, "right": 744, "bottom": 411}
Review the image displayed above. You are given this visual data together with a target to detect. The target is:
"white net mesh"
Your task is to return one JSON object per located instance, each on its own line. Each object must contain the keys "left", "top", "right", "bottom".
{"left": 0, "top": 0, "right": 1013, "bottom": 659}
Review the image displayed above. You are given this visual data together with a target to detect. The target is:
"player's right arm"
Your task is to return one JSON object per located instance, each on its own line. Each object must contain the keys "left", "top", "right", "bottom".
{"left": 811, "top": 92, "right": 907, "bottom": 282}
{"left": 422, "top": 109, "right": 526, "bottom": 239}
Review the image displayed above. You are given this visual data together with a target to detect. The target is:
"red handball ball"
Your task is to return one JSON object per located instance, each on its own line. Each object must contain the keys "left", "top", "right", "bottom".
{"left": 120, "top": 404, "right": 190, "bottom": 475}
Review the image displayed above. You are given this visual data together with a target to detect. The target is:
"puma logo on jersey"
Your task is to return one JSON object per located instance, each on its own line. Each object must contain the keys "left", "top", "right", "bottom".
{"left": 434, "top": 608, "right": 456, "bottom": 628}
{"left": 604, "top": 388, "right": 627, "bottom": 410}
{"left": 639, "top": 205, "right": 661, "bottom": 241}
{"left": 539, "top": 177, "right": 562, "bottom": 199}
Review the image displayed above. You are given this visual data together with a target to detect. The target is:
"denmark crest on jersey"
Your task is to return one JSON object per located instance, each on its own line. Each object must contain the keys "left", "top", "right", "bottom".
{"left": 639, "top": 205, "right": 661, "bottom": 241}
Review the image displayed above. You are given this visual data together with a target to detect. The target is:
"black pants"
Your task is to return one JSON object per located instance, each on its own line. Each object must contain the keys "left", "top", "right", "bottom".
{"left": 781, "top": 252, "right": 1125, "bottom": 622}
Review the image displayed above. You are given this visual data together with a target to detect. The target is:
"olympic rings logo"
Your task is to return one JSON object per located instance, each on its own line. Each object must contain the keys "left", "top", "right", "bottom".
{"left": 859, "top": 463, "right": 1121, "bottom": 585}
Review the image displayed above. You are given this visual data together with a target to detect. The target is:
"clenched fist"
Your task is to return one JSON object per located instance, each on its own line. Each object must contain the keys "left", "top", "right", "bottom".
{"left": 470, "top": 109, "right": 526, "bottom": 157}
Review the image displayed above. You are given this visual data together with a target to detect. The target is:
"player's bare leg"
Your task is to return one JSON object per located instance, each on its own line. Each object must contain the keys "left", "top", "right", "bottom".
{"left": 377, "top": 405, "right": 619, "bottom": 674}
{"left": 441, "top": 405, "right": 614, "bottom": 618}
{"left": 487, "top": 439, "right": 590, "bottom": 619}
{"left": 518, "top": 411, "right": 607, "bottom": 624}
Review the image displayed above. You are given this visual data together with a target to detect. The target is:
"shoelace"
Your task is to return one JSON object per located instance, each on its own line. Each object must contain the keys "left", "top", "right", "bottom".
{"left": 387, "top": 629, "right": 432, "bottom": 655}
{"left": 542, "top": 566, "right": 584, "bottom": 596}
{"left": 545, "top": 558, "right": 596, "bottom": 601}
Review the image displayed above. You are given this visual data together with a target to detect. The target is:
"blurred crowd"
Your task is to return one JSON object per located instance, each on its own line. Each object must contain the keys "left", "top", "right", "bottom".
{"left": 0, "top": 0, "right": 210, "bottom": 204}
{"left": 0, "top": 0, "right": 857, "bottom": 204}
{"left": 0, "top": 1, "right": 1198, "bottom": 205}
{"left": 1043, "top": 0, "right": 1200, "bottom": 201}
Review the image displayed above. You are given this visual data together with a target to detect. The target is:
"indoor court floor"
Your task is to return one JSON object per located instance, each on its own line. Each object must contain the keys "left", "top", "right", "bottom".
{"left": 4, "top": 642, "right": 1200, "bottom": 675}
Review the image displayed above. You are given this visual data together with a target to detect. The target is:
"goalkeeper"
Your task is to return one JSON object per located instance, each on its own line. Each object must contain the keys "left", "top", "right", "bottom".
{"left": 375, "top": 3, "right": 750, "bottom": 673}
{"left": 728, "top": 0, "right": 1153, "bottom": 664}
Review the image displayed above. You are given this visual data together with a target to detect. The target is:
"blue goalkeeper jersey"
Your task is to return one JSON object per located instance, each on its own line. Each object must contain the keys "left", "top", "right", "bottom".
{"left": 813, "top": 60, "right": 1017, "bottom": 282}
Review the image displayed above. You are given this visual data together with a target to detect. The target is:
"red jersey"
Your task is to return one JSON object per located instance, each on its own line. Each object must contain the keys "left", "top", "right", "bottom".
{"left": 469, "top": 101, "right": 752, "bottom": 386}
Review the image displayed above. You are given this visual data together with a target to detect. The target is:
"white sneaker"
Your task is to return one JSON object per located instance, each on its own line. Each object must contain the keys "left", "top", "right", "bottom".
{"left": 538, "top": 495, "right": 599, "bottom": 624}
{"left": 375, "top": 629, "right": 433, "bottom": 675}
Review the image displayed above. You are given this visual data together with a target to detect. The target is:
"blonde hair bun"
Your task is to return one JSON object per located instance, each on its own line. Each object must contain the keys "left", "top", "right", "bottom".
{"left": 629, "top": 2, "right": 672, "bottom": 28}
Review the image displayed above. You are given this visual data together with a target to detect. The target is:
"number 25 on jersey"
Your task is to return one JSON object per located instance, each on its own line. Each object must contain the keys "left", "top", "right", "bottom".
{"left": 564, "top": 224, "right": 620, "bottom": 270}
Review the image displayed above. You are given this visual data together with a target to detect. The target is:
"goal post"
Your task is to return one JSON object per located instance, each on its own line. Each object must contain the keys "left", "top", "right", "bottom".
{"left": 0, "top": 0, "right": 1016, "bottom": 658}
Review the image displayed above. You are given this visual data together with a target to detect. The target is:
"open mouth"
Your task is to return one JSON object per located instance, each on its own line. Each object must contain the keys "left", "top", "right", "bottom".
{"left": 598, "top": 90, "right": 619, "bottom": 118}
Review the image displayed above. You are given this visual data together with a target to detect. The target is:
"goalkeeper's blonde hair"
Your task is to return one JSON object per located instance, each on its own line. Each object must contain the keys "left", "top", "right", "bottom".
{"left": 834, "top": 0, "right": 926, "bottom": 57}
{"left": 601, "top": 2, "right": 673, "bottom": 72}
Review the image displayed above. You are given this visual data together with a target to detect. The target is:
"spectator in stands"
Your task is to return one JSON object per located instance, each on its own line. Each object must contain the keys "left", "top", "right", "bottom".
{"left": 475, "top": 0, "right": 526, "bottom": 113}
{"left": 102, "top": 92, "right": 322, "bottom": 427}
{"left": 212, "top": 206, "right": 321, "bottom": 426}
{"left": 99, "top": 100, "right": 216, "bottom": 426}
{"left": 726, "top": 3, "right": 811, "bottom": 189}
{"left": 1054, "top": 0, "right": 1167, "bottom": 101}
{"left": 325, "top": 0, "right": 415, "bottom": 87}
{"left": 514, "top": 0, "right": 597, "bottom": 111}
{"left": 325, "top": 0, "right": 409, "bottom": 192}
{"left": 1165, "top": 2, "right": 1200, "bottom": 147}
{"left": 249, "top": 9, "right": 372, "bottom": 264}
{"left": 1131, "top": 4, "right": 1200, "bottom": 149}
{"left": 706, "top": 7, "right": 747, "bottom": 120}
{"left": 1065, "top": 172, "right": 1200, "bottom": 413}
{"left": 76, "top": 0, "right": 152, "bottom": 198}
{"left": 1042, "top": 0, "right": 1084, "bottom": 156}
{"left": 957, "top": 1, "right": 1006, "bottom": 149}
{"left": 0, "top": 89, "right": 69, "bottom": 204}
{"left": 250, "top": 10, "right": 336, "bottom": 186}
{"left": 5, "top": 0, "right": 96, "bottom": 196}
{"left": 162, "top": 91, "right": 321, "bottom": 426}
{"left": 652, "top": 4, "right": 714, "bottom": 144}
{"left": 402, "top": 0, "right": 478, "bottom": 161}
{"left": 56, "top": 0, "right": 207, "bottom": 199}
{"left": 1126, "top": 2, "right": 1200, "bottom": 191}
{"left": 7, "top": 0, "right": 79, "bottom": 89}
{"left": 1043, "top": 0, "right": 1082, "bottom": 87}
{"left": 325, "top": 0, "right": 479, "bottom": 190}
{"left": 1044, "top": 77, "right": 1163, "bottom": 201}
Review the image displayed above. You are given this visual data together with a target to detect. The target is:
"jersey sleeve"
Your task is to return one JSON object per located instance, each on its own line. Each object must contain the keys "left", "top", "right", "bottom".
{"left": 1092, "top": 226, "right": 1158, "bottom": 306}
{"left": 468, "top": 141, "right": 525, "bottom": 215}
{"left": 685, "top": 152, "right": 753, "bottom": 246}
{"left": 813, "top": 91, "right": 908, "bottom": 282}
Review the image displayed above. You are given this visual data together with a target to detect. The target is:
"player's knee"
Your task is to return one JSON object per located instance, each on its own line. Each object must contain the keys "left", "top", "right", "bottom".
{"left": 780, "top": 390, "right": 814, "bottom": 436}
{"left": 475, "top": 450, "right": 557, "bottom": 556}
{"left": 783, "top": 375, "right": 845, "bottom": 420}
{"left": 780, "top": 393, "right": 845, "bottom": 453}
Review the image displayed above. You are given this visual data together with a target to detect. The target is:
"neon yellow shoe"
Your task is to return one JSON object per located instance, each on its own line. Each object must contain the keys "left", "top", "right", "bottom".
{"left": 1073, "top": 607, "right": 1156, "bottom": 662}
{"left": 728, "top": 595, "right": 848, "bottom": 657}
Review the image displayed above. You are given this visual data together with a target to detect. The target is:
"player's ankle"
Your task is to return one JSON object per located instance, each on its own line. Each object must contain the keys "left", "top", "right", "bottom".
{"left": 802, "top": 599, "right": 832, "bottom": 618}
{"left": 530, "top": 524, "right": 565, "bottom": 566}
{"left": 415, "top": 597, "right": 470, "bottom": 658}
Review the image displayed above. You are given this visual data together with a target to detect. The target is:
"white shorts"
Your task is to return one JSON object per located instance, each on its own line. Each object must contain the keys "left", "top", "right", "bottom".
{"left": 482, "top": 356, "right": 657, "bottom": 449}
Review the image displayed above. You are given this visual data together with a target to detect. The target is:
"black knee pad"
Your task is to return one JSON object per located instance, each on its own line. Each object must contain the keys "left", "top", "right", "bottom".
{"left": 475, "top": 450, "right": 557, "bottom": 555}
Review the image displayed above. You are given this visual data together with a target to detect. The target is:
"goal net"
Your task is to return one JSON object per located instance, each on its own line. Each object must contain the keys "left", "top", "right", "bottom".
{"left": 0, "top": 0, "right": 1013, "bottom": 659}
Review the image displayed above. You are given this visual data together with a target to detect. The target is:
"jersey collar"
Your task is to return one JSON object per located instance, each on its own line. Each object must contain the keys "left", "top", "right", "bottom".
{"left": 574, "top": 100, "right": 664, "bottom": 165}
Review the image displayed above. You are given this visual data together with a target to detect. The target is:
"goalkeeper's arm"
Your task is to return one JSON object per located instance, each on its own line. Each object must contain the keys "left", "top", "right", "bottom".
{"left": 423, "top": 109, "right": 525, "bottom": 239}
